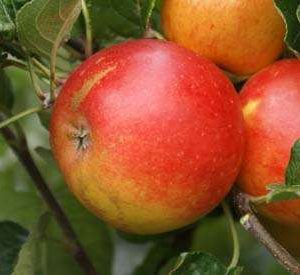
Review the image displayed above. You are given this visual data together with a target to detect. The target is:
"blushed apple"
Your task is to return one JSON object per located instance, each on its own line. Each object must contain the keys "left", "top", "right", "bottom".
{"left": 50, "top": 39, "right": 245, "bottom": 234}
{"left": 161, "top": 0, "right": 285, "bottom": 76}
{"left": 238, "top": 59, "right": 300, "bottom": 227}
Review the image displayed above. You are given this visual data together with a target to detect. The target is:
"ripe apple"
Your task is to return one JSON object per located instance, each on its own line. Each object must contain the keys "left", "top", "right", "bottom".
{"left": 50, "top": 39, "right": 245, "bottom": 235}
{"left": 238, "top": 59, "right": 300, "bottom": 227}
{"left": 161, "top": 0, "right": 285, "bottom": 76}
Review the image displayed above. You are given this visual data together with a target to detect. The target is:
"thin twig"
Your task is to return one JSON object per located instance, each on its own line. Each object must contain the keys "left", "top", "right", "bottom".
{"left": 81, "top": 0, "right": 93, "bottom": 58}
{"left": 50, "top": 56, "right": 56, "bottom": 101}
{"left": 233, "top": 188, "right": 300, "bottom": 274}
{"left": 0, "top": 123, "right": 98, "bottom": 275}
{"left": 32, "top": 58, "right": 67, "bottom": 79}
{"left": 1, "top": 59, "right": 27, "bottom": 70}
{"left": 28, "top": 57, "right": 45, "bottom": 100}
{"left": 32, "top": 58, "right": 51, "bottom": 78}
{"left": 143, "top": 28, "right": 165, "bottom": 40}
{"left": 222, "top": 201, "right": 240, "bottom": 269}
{"left": 1, "top": 57, "right": 62, "bottom": 86}
{"left": 0, "top": 106, "right": 44, "bottom": 130}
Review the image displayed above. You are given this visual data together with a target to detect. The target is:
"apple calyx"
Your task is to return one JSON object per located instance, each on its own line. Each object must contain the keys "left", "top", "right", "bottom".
{"left": 72, "top": 126, "right": 89, "bottom": 151}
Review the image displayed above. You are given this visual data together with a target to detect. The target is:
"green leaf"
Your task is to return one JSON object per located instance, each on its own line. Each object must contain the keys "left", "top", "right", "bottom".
{"left": 274, "top": 0, "right": 300, "bottom": 54}
{"left": 0, "top": 0, "right": 28, "bottom": 39}
{"left": 140, "top": 0, "right": 157, "bottom": 31}
{"left": 16, "top": 0, "right": 81, "bottom": 58}
{"left": 266, "top": 184, "right": 300, "bottom": 203}
{"left": 266, "top": 140, "right": 300, "bottom": 203}
{"left": 285, "top": 139, "right": 300, "bottom": 186}
{"left": 17, "top": 0, "right": 81, "bottom": 95}
{"left": 86, "top": 0, "right": 140, "bottom": 46}
{"left": 12, "top": 213, "right": 50, "bottom": 275}
{"left": 110, "top": 0, "right": 140, "bottom": 25}
{"left": 191, "top": 217, "right": 288, "bottom": 275}
{"left": 169, "top": 252, "right": 228, "bottom": 275}
{"left": 85, "top": 0, "right": 161, "bottom": 46}
{"left": 0, "top": 221, "right": 28, "bottom": 275}
{"left": 0, "top": 68, "right": 14, "bottom": 110}
{"left": 264, "top": 139, "right": 300, "bottom": 203}
{"left": 35, "top": 146, "right": 56, "bottom": 166}
{"left": 227, "top": 267, "right": 244, "bottom": 275}
{"left": 0, "top": 0, "right": 15, "bottom": 36}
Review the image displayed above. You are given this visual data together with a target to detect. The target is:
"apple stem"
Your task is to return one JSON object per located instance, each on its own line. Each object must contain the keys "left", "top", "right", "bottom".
{"left": 249, "top": 195, "right": 268, "bottom": 205}
{"left": 222, "top": 201, "right": 240, "bottom": 269}
{"left": 81, "top": 0, "right": 93, "bottom": 58}
{"left": 233, "top": 188, "right": 300, "bottom": 274}
{"left": 0, "top": 124, "right": 99, "bottom": 275}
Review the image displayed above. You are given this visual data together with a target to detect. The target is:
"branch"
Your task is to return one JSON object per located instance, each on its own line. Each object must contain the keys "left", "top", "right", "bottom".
{"left": 0, "top": 125, "right": 98, "bottom": 275}
{"left": 233, "top": 188, "right": 300, "bottom": 275}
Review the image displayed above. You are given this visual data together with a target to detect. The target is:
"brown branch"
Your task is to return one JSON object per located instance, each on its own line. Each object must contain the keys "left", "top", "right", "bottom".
{"left": 0, "top": 125, "right": 98, "bottom": 275}
{"left": 233, "top": 188, "right": 300, "bottom": 275}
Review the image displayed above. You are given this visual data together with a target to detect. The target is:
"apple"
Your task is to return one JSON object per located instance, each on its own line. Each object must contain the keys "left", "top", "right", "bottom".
{"left": 50, "top": 39, "right": 245, "bottom": 235}
{"left": 161, "top": 0, "right": 285, "bottom": 76}
{"left": 238, "top": 59, "right": 300, "bottom": 227}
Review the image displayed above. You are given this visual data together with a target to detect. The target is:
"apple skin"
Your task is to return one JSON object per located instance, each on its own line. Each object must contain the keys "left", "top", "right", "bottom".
{"left": 161, "top": 0, "right": 285, "bottom": 76}
{"left": 238, "top": 59, "right": 300, "bottom": 227}
{"left": 50, "top": 39, "right": 245, "bottom": 235}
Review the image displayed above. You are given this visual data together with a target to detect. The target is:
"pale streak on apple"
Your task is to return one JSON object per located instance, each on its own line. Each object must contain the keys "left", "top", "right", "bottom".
{"left": 71, "top": 64, "right": 117, "bottom": 111}
{"left": 242, "top": 100, "right": 261, "bottom": 120}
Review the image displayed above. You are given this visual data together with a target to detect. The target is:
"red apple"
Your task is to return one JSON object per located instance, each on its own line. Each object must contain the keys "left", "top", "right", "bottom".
{"left": 161, "top": 0, "right": 285, "bottom": 76}
{"left": 50, "top": 39, "right": 245, "bottom": 234}
{"left": 238, "top": 59, "right": 300, "bottom": 227}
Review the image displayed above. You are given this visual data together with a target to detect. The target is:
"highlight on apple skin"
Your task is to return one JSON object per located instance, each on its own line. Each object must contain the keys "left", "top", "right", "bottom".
{"left": 238, "top": 59, "right": 300, "bottom": 227}
{"left": 50, "top": 39, "right": 245, "bottom": 235}
{"left": 161, "top": 0, "right": 285, "bottom": 76}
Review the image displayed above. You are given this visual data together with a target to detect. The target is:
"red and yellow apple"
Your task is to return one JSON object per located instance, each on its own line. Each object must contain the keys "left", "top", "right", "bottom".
{"left": 238, "top": 59, "right": 300, "bottom": 227}
{"left": 50, "top": 39, "right": 244, "bottom": 234}
{"left": 161, "top": 0, "right": 285, "bottom": 76}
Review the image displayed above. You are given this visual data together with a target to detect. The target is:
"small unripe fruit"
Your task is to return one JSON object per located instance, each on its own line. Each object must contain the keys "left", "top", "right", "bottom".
{"left": 161, "top": 0, "right": 285, "bottom": 75}
{"left": 50, "top": 39, "right": 245, "bottom": 234}
{"left": 238, "top": 59, "right": 300, "bottom": 227}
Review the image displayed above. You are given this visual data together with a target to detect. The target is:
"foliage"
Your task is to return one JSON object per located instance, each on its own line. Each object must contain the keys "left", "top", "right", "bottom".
{"left": 0, "top": 0, "right": 299, "bottom": 274}
{"left": 0, "top": 221, "right": 28, "bottom": 275}
{"left": 275, "top": 0, "right": 300, "bottom": 55}
{"left": 265, "top": 140, "right": 300, "bottom": 202}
